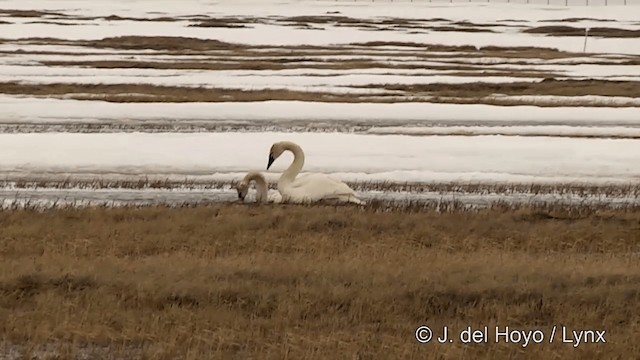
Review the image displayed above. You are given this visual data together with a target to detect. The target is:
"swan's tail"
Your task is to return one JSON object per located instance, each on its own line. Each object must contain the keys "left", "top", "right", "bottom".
{"left": 348, "top": 195, "right": 365, "bottom": 205}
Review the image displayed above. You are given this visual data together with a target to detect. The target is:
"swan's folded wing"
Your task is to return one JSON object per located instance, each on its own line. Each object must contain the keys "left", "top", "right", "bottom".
{"left": 290, "top": 174, "right": 348, "bottom": 189}
{"left": 285, "top": 173, "right": 357, "bottom": 201}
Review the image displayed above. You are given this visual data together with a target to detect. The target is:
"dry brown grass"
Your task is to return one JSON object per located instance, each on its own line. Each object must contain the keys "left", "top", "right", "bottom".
{"left": 3, "top": 79, "right": 638, "bottom": 105}
{"left": 2, "top": 79, "right": 638, "bottom": 106}
{"left": 476, "top": 45, "right": 577, "bottom": 59}
{"left": 424, "top": 25, "right": 495, "bottom": 33}
{"left": 0, "top": 9, "right": 185, "bottom": 22}
{"left": 524, "top": 26, "right": 640, "bottom": 38}
{"left": 188, "top": 18, "right": 253, "bottom": 28}
{"left": 83, "top": 36, "right": 245, "bottom": 51}
{"left": 271, "top": 16, "right": 505, "bottom": 33}
{"left": 10, "top": 36, "right": 579, "bottom": 60}
{"left": 349, "top": 41, "right": 473, "bottom": 51}
{"left": 452, "top": 20, "right": 504, "bottom": 28}
{"left": 0, "top": 203, "right": 639, "bottom": 359}
{"left": 0, "top": 82, "right": 380, "bottom": 103}
{"left": 539, "top": 17, "right": 614, "bottom": 23}
{"left": 351, "top": 42, "right": 580, "bottom": 60}
{"left": 1, "top": 36, "right": 638, "bottom": 106}
{"left": 369, "top": 78, "right": 640, "bottom": 98}
{"left": 24, "top": 20, "right": 78, "bottom": 26}
{"left": 41, "top": 59, "right": 526, "bottom": 73}
{"left": 7, "top": 36, "right": 606, "bottom": 70}
{"left": 99, "top": 14, "right": 179, "bottom": 22}
{"left": 0, "top": 11, "right": 504, "bottom": 33}
{"left": 282, "top": 15, "right": 370, "bottom": 24}
{"left": 0, "top": 9, "right": 64, "bottom": 18}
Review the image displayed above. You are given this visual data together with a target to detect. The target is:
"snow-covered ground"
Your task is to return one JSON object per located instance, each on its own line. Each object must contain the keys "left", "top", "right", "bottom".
{"left": 0, "top": 132, "right": 638, "bottom": 185}
{"left": 0, "top": 0, "right": 638, "bottom": 204}
{"left": 2, "top": 61, "right": 638, "bottom": 88}
{"left": 0, "top": 64, "right": 545, "bottom": 89}
{"left": 2, "top": 0, "right": 637, "bottom": 18}
{"left": 1, "top": 1, "right": 638, "bottom": 110}
{"left": 2, "top": 96, "right": 638, "bottom": 127}
{"left": 1, "top": 0, "right": 639, "bottom": 54}
{"left": 2, "top": 0, "right": 639, "bottom": 24}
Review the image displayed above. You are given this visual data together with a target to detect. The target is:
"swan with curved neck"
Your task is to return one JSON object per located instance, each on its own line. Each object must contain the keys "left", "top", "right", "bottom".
{"left": 235, "top": 171, "right": 282, "bottom": 203}
{"left": 266, "top": 141, "right": 363, "bottom": 205}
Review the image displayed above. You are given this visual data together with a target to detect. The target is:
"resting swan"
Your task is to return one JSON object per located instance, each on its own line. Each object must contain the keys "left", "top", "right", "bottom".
{"left": 266, "top": 141, "right": 364, "bottom": 205}
{"left": 235, "top": 171, "right": 282, "bottom": 204}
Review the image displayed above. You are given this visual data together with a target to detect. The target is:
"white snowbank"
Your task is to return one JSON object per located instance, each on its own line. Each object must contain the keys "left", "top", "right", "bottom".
{"left": 1, "top": 96, "right": 638, "bottom": 125}
{"left": 0, "top": 132, "right": 638, "bottom": 185}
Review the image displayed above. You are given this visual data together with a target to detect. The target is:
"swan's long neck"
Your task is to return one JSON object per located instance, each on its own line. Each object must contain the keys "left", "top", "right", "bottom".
{"left": 244, "top": 172, "right": 268, "bottom": 203}
{"left": 279, "top": 142, "right": 304, "bottom": 187}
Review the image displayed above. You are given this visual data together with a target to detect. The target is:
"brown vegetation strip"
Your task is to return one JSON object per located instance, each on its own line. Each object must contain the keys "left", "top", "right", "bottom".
{"left": 40, "top": 59, "right": 377, "bottom": 70}
{"left": 84, "top": 36, "right": 245, "bottom": 51}
{"left": 9, "top": 35, "right": 614, "bottom": 64}
{"left": 0, "top": 204, "right": 638, "bottom": 359}
{"left": 7, "top": 36, "right": 581, "bottom": 60}
{"left": 539, "top": 17, "right": 614, "bottom": 23}
{"left": 188, "top": 20, "right": 251, "bottom": 28}
{"left": 84, "top": 37, "right": 572, "bottom": 60}
{"left": 0, "top": 9, "right": 64, "bottom": 18}
{"left": 424, "top": 25, "right": 495, "bottom": 33}
{"left": 1, "top": 79, "right": 638, "bottom": 105}
{"left": 524, "top": 26, "right": 640, "bottom": 38}
{"left": 24, "top": 20, "right": 77, "bottom": 26}
{"left": 99, "top": 14, "right": 180, "bottom": 22}
{"left": 0, "top": 81, "right": 377, "bottom": 103}
{"left": 39, "top": 59, "right": 504, "bottom": 72}
{"left": 272, "top": 16, "right": 502, "bottom": 32}
{"left": 0, "top": 9, "right": 187, "bottom": 22}
{"left": 368, "top": 78, "right": 640, "bottom": 98}
{"left": 0, "top": 11, "right": 496, "bottom": 34}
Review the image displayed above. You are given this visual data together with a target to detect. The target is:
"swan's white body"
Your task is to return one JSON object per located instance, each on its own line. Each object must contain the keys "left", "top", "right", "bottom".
{"left": 266, "top": 191, "right": 282, "bottom": 203}
{"left": 266, "top": 141, "right": 364, "bottom": 205}
{"left": 235, "top": 171, "right": 282, "bottom": 204}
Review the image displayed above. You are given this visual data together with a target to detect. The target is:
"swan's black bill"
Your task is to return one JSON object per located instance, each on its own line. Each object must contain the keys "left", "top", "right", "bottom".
{"left": 267, "top": 155, "right": 275, "bottom": 170}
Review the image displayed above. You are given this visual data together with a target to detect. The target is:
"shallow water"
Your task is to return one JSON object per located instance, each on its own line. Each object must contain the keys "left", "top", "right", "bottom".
{"left": 1, "top": 187, "right": 637, "bottom": 210}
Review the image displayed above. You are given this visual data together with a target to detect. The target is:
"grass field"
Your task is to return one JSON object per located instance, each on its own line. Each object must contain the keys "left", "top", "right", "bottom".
{"left": 1, "top": 203, "right": 639, "bottom": 359}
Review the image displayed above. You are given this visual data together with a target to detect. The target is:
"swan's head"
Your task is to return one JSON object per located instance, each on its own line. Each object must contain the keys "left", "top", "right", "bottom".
{"left": 235, "top": 181, "right": 249, "bottom": 201}
{"left": 267, "top": 142, "right": 286, "bottom": 170}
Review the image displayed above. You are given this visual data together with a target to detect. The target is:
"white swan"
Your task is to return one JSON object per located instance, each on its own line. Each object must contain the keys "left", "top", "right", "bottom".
{"left": 266, "top": 141, "right": 364, "bottom": 205}
{"left": 235, "top": 171, "right": 282, "bottom": 204}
